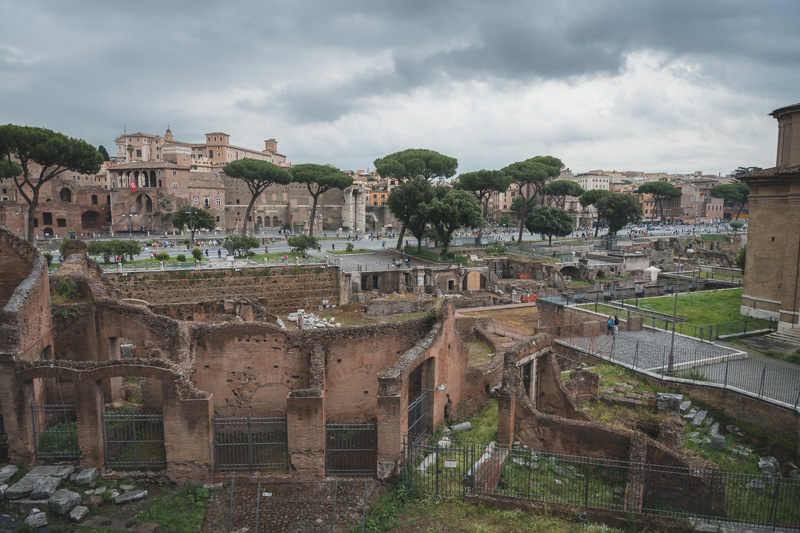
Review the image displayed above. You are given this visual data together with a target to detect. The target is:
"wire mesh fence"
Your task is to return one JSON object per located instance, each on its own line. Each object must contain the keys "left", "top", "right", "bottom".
{"left": 403, "top": 439, "right": 800, "bottom": 530}
{"left": 204, "top": 479, "right": 374, "bottom": 533}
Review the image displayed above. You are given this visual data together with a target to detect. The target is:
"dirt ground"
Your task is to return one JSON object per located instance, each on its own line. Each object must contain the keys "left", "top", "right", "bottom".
{"left": 203, "top": 479, "right": 383, "bottom": 533}
{"left": 460, "top": 306, "right": 539, "bottom": 330}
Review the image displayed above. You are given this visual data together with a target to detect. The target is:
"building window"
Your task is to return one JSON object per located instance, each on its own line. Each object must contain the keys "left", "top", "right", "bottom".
{"left": 173, "top": 181, "right": 178, "bottom": 188}
{"left": 204, "top": 198, "right": 210, "bottom": 207}
{"left": 172, "top": 170, "right": 176, "bottom": 176}
{"left": 91, "top": 195, "right": 98, "bottom": 205}
{"left": 136, "top": 150, "right": 142, "bottom": 157}
{"left": 215, "top": 197, "right": 221, "bottom": 205}
{"left": 209, "top": 150, "right": 213, "bottom": 158}
{"left": 193, "top": 197, "right": 199, "bottom": 205}
{"left": 56, "top": 218, "right": 67, "bottom": 228}
{"left": 42, "top": 212, "right": 53, "bottom": 225}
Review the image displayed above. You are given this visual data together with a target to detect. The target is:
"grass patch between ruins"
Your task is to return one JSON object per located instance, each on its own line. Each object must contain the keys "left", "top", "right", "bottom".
{"left": 463, "top": 332, "right": 497, "bottom": 367}
{"left": 356, "top": 483, "right": 621, "bottom": 533}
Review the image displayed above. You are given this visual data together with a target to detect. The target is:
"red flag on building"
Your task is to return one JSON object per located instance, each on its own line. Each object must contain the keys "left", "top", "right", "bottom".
{"left": 129, "top": 178, "right": 137, "bottom": 192}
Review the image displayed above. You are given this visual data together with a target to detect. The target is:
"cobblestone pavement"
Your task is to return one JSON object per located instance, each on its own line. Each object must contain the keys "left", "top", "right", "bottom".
{"left": 557, "top": 329, "right": 800, "bottom": 407}
{"left": 203, "top": 480, "right": 379, "bottom": 533}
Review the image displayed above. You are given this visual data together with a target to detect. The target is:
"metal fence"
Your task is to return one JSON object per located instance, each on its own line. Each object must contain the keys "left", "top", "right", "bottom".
{"left": 403, "top": 439, "right": 482, "bottom": 498}
{"left": 325, "top": 422, "right": 377, "bottom": 477}
{"left": 30, "top": 403, "right": 79, "bottom": 460}
{"left": 103, "top": 408, "right": 166, "bottom": 469}
{"left": 407, "top": 390, "right": 428, "bottom": 444}
{"left": 547, "top": 321, "right": 800, "bottom": 409}
{"left": 565, "top": 294, "right": 775, "bottom": 340}
{"left": 403, "top": 439, "right": 800, "bottom": 530}
{"left": 213, "top": 415, "right": 288, "bottom": 472}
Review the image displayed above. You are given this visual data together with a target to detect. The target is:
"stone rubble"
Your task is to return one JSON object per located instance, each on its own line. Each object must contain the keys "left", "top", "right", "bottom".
{"left": 1, "top": 465, "right": 155, "bottom": 524}
{"left": 287, "top": 309, "right": 341, "bottom": 329}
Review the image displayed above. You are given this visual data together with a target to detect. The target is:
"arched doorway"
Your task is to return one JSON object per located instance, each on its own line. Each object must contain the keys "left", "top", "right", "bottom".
{"left": 136, "top": 194, "right": 153, "bottom": 214}
{"left": 272, "top": 216, "right": 280, "bottom": 227}
{"left": 59, "top": 188, "right": 72, "bottom": 203}
{"left": 149, "top": 171, "right": 157, "bottom": 188}
{"left": 81, "top": 211, "right": 101, "bottom": 229}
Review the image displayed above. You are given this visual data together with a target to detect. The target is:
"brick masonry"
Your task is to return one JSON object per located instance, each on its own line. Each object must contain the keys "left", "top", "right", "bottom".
{"left": 110, "top": 265, "right": 348, "bottom": 315}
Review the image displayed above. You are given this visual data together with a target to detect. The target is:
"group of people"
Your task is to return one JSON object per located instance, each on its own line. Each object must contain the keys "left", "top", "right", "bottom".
{"left": 606, "top": 315, "right": 620, "bottom": 335}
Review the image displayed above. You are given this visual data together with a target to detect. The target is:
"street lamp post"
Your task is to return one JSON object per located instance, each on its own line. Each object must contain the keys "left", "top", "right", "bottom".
{"left": 667, "top": 246, "right": 694, "bottom": 376}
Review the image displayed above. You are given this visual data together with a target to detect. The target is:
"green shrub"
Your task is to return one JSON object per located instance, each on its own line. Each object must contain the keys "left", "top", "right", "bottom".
{"left": 55, "top": 279, "right": 78, "bottom": 300}
{"left": 346, "top": 242, "right": 355, "bottom": 252}
{"left": 43, "top": 252, "right": 53, "bottom": 266}
{"left": 736, "top": 244, "right": 746, "bottom": 272}
{"left": 191, "top": 247, "right": 203, "bottom": 261}
{"left": 156, "top": 252, "right": 170, "bottom": 262}
{"left": 176, "top": 254, "right": 187, "bottom": 262}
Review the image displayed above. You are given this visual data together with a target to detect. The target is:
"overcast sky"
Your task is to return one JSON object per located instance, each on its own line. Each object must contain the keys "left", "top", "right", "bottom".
{"left": 1, "top": 1, "right": 798, "bottom": 176}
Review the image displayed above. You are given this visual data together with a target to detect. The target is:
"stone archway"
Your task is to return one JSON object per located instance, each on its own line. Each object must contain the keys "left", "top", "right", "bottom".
{"left": 81, "top": 211, "right": 101, "bottom": 229}
{"left": 59, "top": 188, "right": 72, "bottom": 203}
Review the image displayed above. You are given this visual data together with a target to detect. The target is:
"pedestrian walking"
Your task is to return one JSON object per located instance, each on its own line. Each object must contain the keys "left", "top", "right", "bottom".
{"left": 613, "top": 315, "right": 620, "bottom": 334}
{"left": 607, "top": 316, "right": 614, "bottom": 335}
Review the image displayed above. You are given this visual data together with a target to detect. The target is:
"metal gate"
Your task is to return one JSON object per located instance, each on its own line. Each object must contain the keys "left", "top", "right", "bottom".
{"left": 30, "top": 403, "right": 80, "bottom": 460}
{"left": 213, "top": 414, "right": 288, "bottom": 472}
{"left": 407, "top": 390, "right": 428, "bottom": 444}
{"left": 103, "top": 408, "right": 166, "bottom": 469}
{"left": 325, "top": 422, "right": 377, "bottom": 476}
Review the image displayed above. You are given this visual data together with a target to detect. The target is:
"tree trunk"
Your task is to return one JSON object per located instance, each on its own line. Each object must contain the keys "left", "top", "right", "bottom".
{"left": 242, "top": 198, "right": 257, "bottom": 235}
{"left": 26, "top": 200, "right": 37, "bottom": 242}
{"left": 308, "top": 197, "right": 318, "bottom": 237}
{"left": 518, "top": 215, "right": 525, "bottom": 244}
{"left": 395, "top": 224, "right": 406, "bottom": 251}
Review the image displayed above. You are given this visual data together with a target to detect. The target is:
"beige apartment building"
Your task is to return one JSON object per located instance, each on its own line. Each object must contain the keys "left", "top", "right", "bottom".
{"left": 114, "top": 128, "right": 288, "bottom": 168}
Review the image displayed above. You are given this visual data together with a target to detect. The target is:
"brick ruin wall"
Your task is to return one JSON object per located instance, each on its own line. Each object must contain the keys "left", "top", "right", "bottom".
{"left": 0, "top": 229, "right": 53, "bottom": 362}
{"left": 110, "top": 265, "right": 346, "bottom": 315}
{"left": 190, "top": 317, "right": 435, "bottom": 418}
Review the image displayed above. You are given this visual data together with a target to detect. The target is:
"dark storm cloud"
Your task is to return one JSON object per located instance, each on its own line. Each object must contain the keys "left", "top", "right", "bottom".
{"left": 0, "top": 0, "right": 798, "bottom": 171}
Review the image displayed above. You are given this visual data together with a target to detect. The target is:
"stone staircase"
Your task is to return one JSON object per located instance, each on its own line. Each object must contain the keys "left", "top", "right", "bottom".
{"left": 763, "top": 327, "right": 800, "bottom": 348}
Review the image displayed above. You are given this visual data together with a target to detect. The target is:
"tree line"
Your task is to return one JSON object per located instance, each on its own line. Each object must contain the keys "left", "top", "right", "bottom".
{"left": 0, "top": 124, "right": 753, "bottom": 247}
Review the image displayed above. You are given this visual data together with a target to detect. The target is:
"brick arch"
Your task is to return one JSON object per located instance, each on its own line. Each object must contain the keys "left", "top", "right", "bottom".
{"left": 53, "top": 304, "right": 184, "bottom": 364}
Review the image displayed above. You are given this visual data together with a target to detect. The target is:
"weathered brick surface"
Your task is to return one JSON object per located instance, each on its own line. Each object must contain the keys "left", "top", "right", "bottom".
{"left": 110, "top": 266, "right": 345, "bottom": 314}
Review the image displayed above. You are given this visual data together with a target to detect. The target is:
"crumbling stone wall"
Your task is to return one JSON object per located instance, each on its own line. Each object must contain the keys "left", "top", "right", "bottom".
{"left": 189, "top": 317, "right": 434, "bottom": 418}
{"left": 0, "top": 229, "right": 54, "bottom": 462}
{"left": 111, "top": 265, "right": 346, "bottom": 314}
{"left": 376, "top": 303, "right": 470, "bottom": 477}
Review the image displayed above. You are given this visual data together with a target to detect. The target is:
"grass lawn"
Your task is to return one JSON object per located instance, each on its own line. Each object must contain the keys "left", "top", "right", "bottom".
{"left": 329, "top": 248, "right": 374, "bottom": 254}
{"left": 403, "top": 246, "right": 470, "bottom": 265}
{"left": 381, "top": 497, "right": 620, "bottom": 533}
{"left": 580, "top": 289, "right": 771, "bottom": 337}
{"left": 633, "top": 289, "right": 754, "bottom": 325}
{"left": 463, "top": 333, "right": 497, "bottom": 367}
